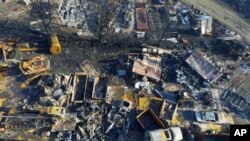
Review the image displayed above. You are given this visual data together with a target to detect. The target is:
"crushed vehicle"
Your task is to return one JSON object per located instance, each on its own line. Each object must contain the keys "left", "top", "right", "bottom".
{"left": 195, "top": 111, "right": 219, "bottom": 123}
{"left": 144, "top": 127, "right": 183, "bottom": 141}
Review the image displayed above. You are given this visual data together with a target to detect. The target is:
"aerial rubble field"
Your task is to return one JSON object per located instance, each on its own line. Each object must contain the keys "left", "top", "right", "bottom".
{"left": 0, "top": 0, "right": 250, "bottom": 141}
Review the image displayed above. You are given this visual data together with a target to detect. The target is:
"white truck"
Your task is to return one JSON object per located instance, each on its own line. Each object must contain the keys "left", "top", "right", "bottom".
{"left": 145, "top": 127, "right": 183, "bottom": 141}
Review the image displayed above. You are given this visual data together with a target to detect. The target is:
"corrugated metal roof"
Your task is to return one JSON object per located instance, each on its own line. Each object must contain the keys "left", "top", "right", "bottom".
{"left": 185, "top": 52, "right": 223, "bottom": 83}
{"left": 132, "top": 61, "right": 161, "bottom": 81}
{"left": 132, "top": 54, "right": 162, "bottom": 81}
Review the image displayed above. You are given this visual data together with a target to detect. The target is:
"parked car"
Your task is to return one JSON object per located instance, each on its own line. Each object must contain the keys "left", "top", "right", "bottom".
{"left": 195, "top": 111, "right": 219, "bottom": 122}
{"left": 145, "top": 127, "right": 183, "bottom": 141}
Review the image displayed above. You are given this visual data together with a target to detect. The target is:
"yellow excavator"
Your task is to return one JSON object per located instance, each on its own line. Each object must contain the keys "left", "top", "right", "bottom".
{"left": 19, "top": 55, "right": 50, "bottom": 76}
{"left": 1, "top": 33, "right": 61, "bottom": 69}
{"left": 32, "top": 106, "right": 66, "bottom": 118}
{"left": 17, "top": 34, "right": 62, "bottom": 54}
{"left": 16, "top": 33, "right": 61, "bottom": 88}
{"left": 19, "top": 55, "right": 51, "bottom": 89}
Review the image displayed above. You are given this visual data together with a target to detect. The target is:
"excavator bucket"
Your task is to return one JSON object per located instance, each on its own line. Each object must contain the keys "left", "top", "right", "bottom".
{"left": 49, "top": 34, "right": 62, "bottom": 54}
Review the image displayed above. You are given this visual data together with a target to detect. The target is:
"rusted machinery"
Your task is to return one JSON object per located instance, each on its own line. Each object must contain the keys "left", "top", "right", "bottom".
{"left": 19, "top": 55, "right": 50, "bottom": 76}
{"left": 0, "top": 113, "right": 50, "bottom": 130}
{"left": 33, "top": 106, "right": 66, "bottom": 118}
{"left": 16, "top": 43, "right": 42, "bottom": 52}
{"left": 0, "top": 42, "right": 15, "bottom": 61}
{"left": 19, "top": 55, "right": 51, "bottom": 89}
{"left": 0, "top": 43, "right": 19, "bottom": 68}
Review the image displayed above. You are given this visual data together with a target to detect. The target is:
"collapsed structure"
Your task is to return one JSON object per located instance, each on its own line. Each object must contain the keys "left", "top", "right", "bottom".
{"left": 192, "top": 15, "right": 212, "bottom": 35}
{"left": 185, "top": 52, "right": 223, "bottom": 83}
{"left": 58, "top": 0, "right": 86, "bottom": 28}
{"left": 130, "top": 53, "right": 162, "bottom": 82}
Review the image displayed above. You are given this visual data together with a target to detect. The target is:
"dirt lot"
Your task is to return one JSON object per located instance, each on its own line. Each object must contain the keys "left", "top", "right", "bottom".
{"left": 181, "top": 0, "right": 250, "bottom": 44}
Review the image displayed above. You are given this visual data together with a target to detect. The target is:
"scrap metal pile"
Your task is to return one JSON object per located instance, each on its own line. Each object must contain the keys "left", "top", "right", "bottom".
{"left": 0, "top": 46, "right": 227, "bottom": 140}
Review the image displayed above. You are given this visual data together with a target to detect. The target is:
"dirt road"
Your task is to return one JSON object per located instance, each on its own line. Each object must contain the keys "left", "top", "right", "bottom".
{"left": 181, "top": 0, "right": 250, "bottom": 44}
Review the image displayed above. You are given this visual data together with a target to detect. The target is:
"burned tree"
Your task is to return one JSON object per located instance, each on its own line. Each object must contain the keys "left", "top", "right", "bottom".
{"left": 145, "top": 6, "right": 175, "bottom": 46}
{"left": 97, "top": 1, "right": 117, "bottom": 42}
{"left": 29, "top": 0, "right": 62, "bottom": 34}
{"left": 57, "top": 0, "right": 135, "bottom": 45}
{"left": 86, "top": 0, "right": 119, "bottom": 42}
